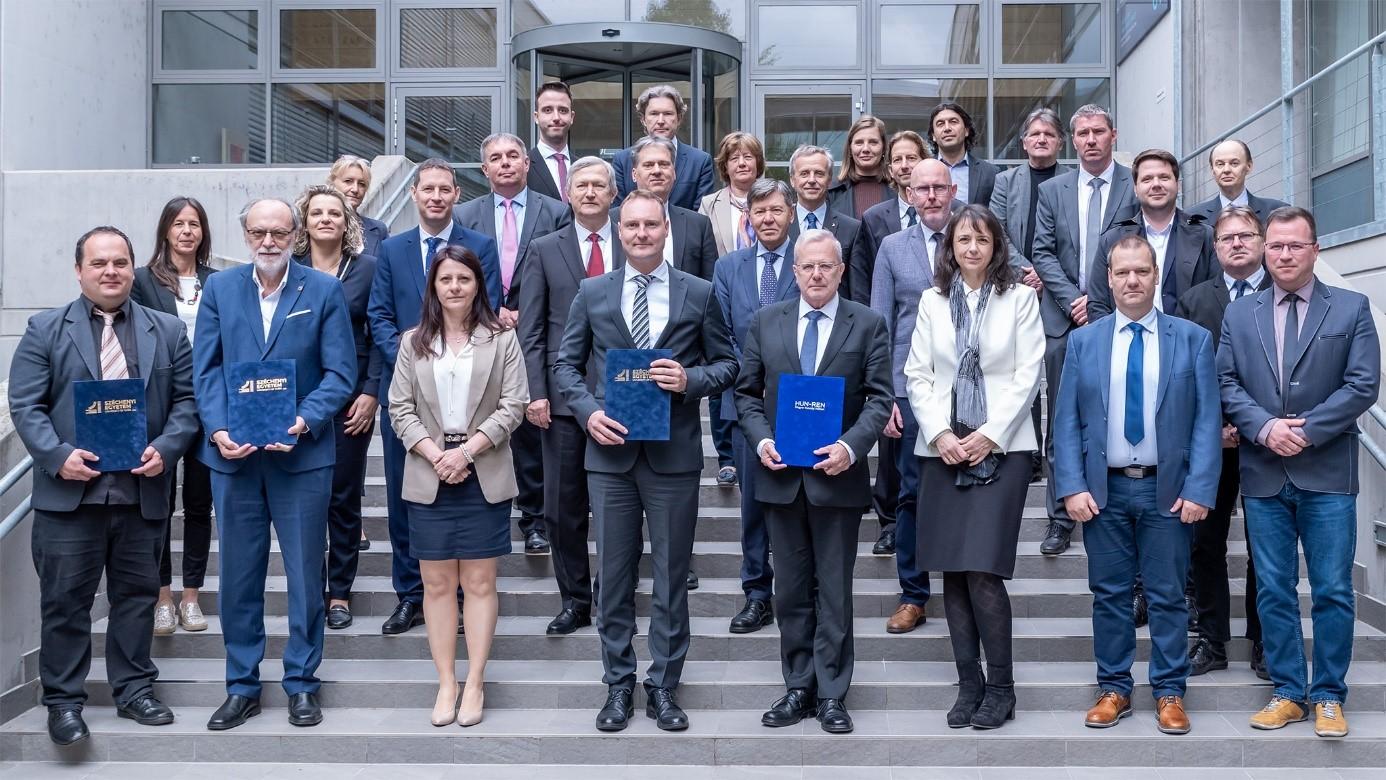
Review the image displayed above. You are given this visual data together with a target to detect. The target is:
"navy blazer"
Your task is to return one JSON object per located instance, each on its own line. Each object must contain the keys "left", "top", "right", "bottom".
{"left": 1217, "top": 278, "right": 1380, "bottom": 496}
{"left": 453, "top": 189, "right": 573, "bottom": 309}
{"left": 193, "top": 261, "right": 357, "bottom": 474}
{"left": 711, "top": 243, "right": 800, "bottom": 420}
{"left": 293, "top": 253, "right": 383, "bottom": 400}
{"left": 1186, "top": 191, "right": 1288, "bottom": 229}
{"left": 1052, "top": 311, "right": 1222, "bottom": 513}
{"left": 361, "top": 216, "right": 389, "bottom": 259}
{"left": 613, "top": 142, "right": 716, "bottom": 212}
{"left": 958, "top": 152, "right": 1000, "bottom": 206}
{"left": 1086, "top": 209, "right": 1217, "bottom": 320}
{"left": 367, "top": 223, "right": 500, "bottom": 385}
{"left": 131, "top": 264, "right": 216, "bottom": 316}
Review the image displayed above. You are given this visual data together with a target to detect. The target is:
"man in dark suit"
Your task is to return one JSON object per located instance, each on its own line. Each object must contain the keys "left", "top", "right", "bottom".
{"left": 735, "top": 228, "right": 893, "bottom": 735}
{"left": 554, "top": 189, "right": 737, "bottom": 733}
{"left": 1053, "top": 235, "right": 1221, "bottom": 736}
{"left": 1087, "top": 149, "right": 1217, "bottom": 321}
{"left": 1030, "top": 104, "right": 1139, "bottom": 557}
{"left": 194, "top": 199, "right": 357, "bottom": 730}
{"left": 611, "top": 136, "right": 718, "bottom": 282}
{"left": 928, "top": 101, "right": 999, "bottom": 206}
{"left": 786, "top": 146, "right": 871, "bottom": 305}
{"left": 9, "top": 227, "right": 198, "bottom": 745}
{"left": 1174, "top": 205, "right": 1271, "bottom": 679}
{"left": 1218, "top": 206, "right": 1380, "bottom": 738}
{"left": 518, "top": 155, "right": 623, "bottom": 635}
{"left": 367, "top": 158, "right": 500, "bottom": 635}
{"left": 527, "top": 81, "right": 575, "bottom": 203}
{"left": 712, "top": 178, "right": 800, "bottom": 634}
{"left": 1186, "top": 139, "right": 1288, "bottom": 227}
{"left": 612, "top": 84, "right": 716, "bottom": 211}
{"left": 454, "top": 132, "right": 572, "bottom": 554}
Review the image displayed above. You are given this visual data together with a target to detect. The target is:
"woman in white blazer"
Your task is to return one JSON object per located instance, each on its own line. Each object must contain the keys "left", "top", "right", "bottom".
{"left": 903, "top": 204, "right": 1043, "bottom": 730}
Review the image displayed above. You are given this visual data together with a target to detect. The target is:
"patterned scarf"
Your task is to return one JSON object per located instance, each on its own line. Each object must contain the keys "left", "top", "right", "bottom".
{"left": 950, "top": 275, "right": 993, "bottom": 431}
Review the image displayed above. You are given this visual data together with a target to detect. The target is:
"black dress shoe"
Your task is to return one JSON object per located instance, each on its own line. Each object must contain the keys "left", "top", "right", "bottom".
{"left": 117, "top": 693, "right": 174, "bottom": 725}
{"left": 1132, "top": 590, "right": 1149, "bottom": 629}
{"left": 381, "top": 600, "right": 424, "bottom": 634}
{"left": 547, "top": 607, "right": 592, "bottom": 635}
{"left": 595, "top": 688, "right": 634, "bottom": 731}
{"left": 287, "top": 692, "right": 323, "bottom": 727}
{"left": 524, "top": 529, "right": 550, "bottom": 554}
{"left": 358, "top": 536, "right": 371, "bottom": 551}
{"left": 327, "top": 604, "right": 353, "bottom": 630}
{"left": 872, "top": 529, "right": 896, "bottom": 556}
{"left": 761, "top": 688, "right": 816, "bottom": 727}
{"left": 1039, "top": 521, "right": 1071, "bottom": 556}
{"left": 1030, "top": 453, "right": 1045, "bottom": 484}
{"left": 206, "top": 695, "right": 260, "bottom": 731}
{"left": 816, "top": 698, "right": 853, "bottom": 733}
{"left": 1251, "top": 640, "right": 1270, "bottom": 680}
{"left": 686, "top": 570, "right": 699, "bottom": 590}
{"left": 729, "top": 598, "right": 774, "bottom": 634}
{"left": 1188, "top": 638, "right": 1228, "bottom": 676}
{"left": 47, "top": 707, "right": 88, "bottom": 746}
{"left": 1185, "top": 593, "right": 1201, "bottom": 634}
{"left": 645, "top": 686, "right": 689, "bottom": 731}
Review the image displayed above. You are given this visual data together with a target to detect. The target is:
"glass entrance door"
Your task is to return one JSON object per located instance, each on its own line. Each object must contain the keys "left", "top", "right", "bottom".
{"left": 755, "top": 84, "right": 864, "bottom": 178}
{"left": 392, "top": 85, "right": 499, "bottom": 199}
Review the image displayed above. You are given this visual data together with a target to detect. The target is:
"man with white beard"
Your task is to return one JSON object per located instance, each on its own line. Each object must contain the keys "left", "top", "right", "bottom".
{"left": 192, "top": 198, "right": 357, "bottom": 731}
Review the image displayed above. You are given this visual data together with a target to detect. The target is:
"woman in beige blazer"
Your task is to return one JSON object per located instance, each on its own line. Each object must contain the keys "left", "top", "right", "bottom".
{"left": 699, "top": 131, "right": 766, "bottom": 256}
{"left": 903, "top": 204, "right": 1043, "bottom": 731}
{"left": 389, "top": 245, "right": 528, "bottom": 728}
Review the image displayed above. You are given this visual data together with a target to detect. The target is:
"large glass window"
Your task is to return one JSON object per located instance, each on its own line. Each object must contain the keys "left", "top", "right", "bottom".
{"left": 1000, "top": 3, "right": 1101, "bottom": 65}
{"left": 512, "top": 0, "right": 625, "bottom": 33}
{"left": 154, "top": 84, "right": 267, "bottom": 164}
{"left": 991, "top": 77, "right": 1108, "bottom": 159}
{"left": 871, "top": 79, "right": 987, "bottom": 154}
{"left": 756, "top": 5, "right": 858, "bottom": 69}
{"left": 161, "top": 9, "right": 259, "bottom": 70}
{"left": 704, "top": 51, "right": 741, "bottom": 151}
{"left": 638, "top": 0, "right": 747, "bottom": 39}
{"left": 878, "top": 4, "right": 982, "bottom": 67}
{"left": 398, "top": 94, "right": 492, "bottom": 163}
{"left": 271, "top": 82, "right": 385, "bottom": 163}
{"left": 279, "top": 8, "right": 377, "bottom": 69}
{"left": 399, "top": 7, "right": 498, "bottom": 69}
{"left": 761, "top": 92, "right": 857, "bottom": 165}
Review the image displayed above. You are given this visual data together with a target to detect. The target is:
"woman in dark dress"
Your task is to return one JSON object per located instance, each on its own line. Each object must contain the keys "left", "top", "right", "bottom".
{"left": 389, "top": 246, "right": 527, "bottom": 728}
{"left": 290, "top": 184, "right": 382, "bottom": 630}
{"left": 826, "top": 115, "right": 892, "bottom": 219}
{"left": 131, "top": 196, "right": 216, "bottom": 635}
{"left": 903, "top": 205, "right": 1044, "bottom": 729}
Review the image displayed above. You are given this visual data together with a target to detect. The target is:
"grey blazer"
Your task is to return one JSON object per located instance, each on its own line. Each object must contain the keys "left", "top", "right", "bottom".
{"left": 1217, "top": 278, "right": 1381, "bottom": 497}
{"left": 989, "top": 163, "right": 1072, "bottom": 271}
{"left": 453, "top": 189, "right": 573, "bottom": 309}
{"left": 870, "top": 223, "right": 935, "bottom": 397}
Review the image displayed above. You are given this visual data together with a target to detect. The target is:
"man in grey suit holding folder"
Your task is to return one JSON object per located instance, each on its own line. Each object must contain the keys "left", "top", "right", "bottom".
{"left": 734, "top": 228, "right": 894, "bottom": 734}
{"left": 553, "top": 189, "right": 738, "bottom": 733}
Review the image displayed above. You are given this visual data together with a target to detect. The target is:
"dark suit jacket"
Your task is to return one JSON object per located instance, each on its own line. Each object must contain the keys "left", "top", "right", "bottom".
{"left": 8, "top": 297, "right": 199, "bottom": 518}
{"left": 989, "top": 162, "right": 1073, "bottom": 271}
{"left": 193, "top": 261, "right": 357, "bottom": 474}
{"left": 613, "top": 142, "right": 716, "bottom": 212}
{"left": 293, "top": 253, "right": 383, "bottom": 400}
{"left": 711, "top": 243, "right": 800, "bottom": 420}
{"left": 517, "top": 222, "right": 625, "bottom": 417}
{"left": 527, "top": 146, "right": 565, "bottom": 202}
{"left": 1186, "top": 190, "right": 1288, "bottom": 228}
{"left": 552, "top": 265, "right": 738, "bottom": 474}
{"left": 1087, "top": 209, "right": 1217, "bottom": 320}
{"left": 453, "top": 189, "right": 573, "bottom": 308}
{"left": 361, "top": 216, "right": 389, "bottom": 259}
{"left": 789, "top": 211, "right": 870, "bottom": 304}
{"left": 1217, "top": 277, "right": 1381, "bottom": 496}
{"left": 1175, "top": 270, "right": 1273, "bottom": 351}
{"left": 826, "top": 177, "right": 893, "bottom": 221}
{"left": 734, "top": 297, "right": 894, "bottom": 509}
{"left": 958, "top": 152, "right": 1000, "bottom": 206}
{"left": 608, "top": 203, "right": 717, "bottom": 281}
{"left": 131, "top": 264, "right": 216, "bottom": 316}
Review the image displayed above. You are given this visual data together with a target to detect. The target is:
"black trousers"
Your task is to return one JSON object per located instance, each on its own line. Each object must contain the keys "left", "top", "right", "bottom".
{"left": 870, "top": 433, "right": 898, "bottom": 530}
{"left": 33, "top": 505, "right": 162, "bottom": 708}
{"left": 325, "top": 408, "right": 373, "bottom": 600}
{"left": 764, "top": 486, "right": 861, "bottom": 700}
{"left": 1043, "top": 333, "right": 1074, "bottom": 530}
{"left": 511, "top": 418, "right": 544, "bottom": 537}
{"left": 1190, "top": 447, "right": 1262, "bottom": 644}
{"left": 158, "top": 451, "right": 213, "bottom": 588}
{"left": 543, "top": 414, "right": 593, "bottom": 612}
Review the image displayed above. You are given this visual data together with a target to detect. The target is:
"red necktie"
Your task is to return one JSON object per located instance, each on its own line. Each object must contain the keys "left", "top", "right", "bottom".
{"left": 586, "top": 233, "right": 604, "bottom": 277}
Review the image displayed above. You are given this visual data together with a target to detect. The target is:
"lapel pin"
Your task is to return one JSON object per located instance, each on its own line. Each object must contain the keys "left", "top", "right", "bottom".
{"left": 297, "top": 285, "right": 304, "bottom": 292}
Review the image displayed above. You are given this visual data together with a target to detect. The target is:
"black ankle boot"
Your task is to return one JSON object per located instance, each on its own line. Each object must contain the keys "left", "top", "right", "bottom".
{"left": 947, "top": 661, "right": 986, "bottom": 728}
{"left": 971, "top": 665, "right": 1016, "bottom": 729}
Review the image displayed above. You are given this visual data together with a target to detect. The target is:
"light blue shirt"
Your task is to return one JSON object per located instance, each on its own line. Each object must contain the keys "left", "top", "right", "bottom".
{"left": 1108, "top": 307, "right": 1160, "bottom": 468}
{"left": 754, "top": 240, "right": 788, "bottom": 300}
{"left": 1224, "top": 267, "right": 1265, "bottom": 302}
{"left": 945, "top": 155, "right": 971, "bottom": 203}
{"left": 419, "top": 221, "right": 454, "bottom": 271}
{"left": 492, "top": 188, "right": 529, "bottom": 240}
{"left": 796, "top": 203, "right": 828, "bottom": 231}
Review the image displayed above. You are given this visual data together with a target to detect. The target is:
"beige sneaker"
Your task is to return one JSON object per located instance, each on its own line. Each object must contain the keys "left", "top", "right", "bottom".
{"left": 178, "top": 601, "right": 208, "bottom": 632}
{"left": 1314, "top": 701, "right": 1348, "bottom": 738}
{"left": 1249, "top": 696, "right": 1308, "bottom": 730}
{"left": 153, "top": 602, "right": 176, "bottom": 635}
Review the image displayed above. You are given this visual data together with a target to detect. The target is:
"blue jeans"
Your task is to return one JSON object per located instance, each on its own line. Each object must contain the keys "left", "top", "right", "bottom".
{"left": 895, "top": 398, "right": 930, "bottom": 606}
{"left": 1243, "top": 483, "right": 1357, "bottom": 705}
{"left": 1084, "top": 473, "right": 1193, "bottom": 699}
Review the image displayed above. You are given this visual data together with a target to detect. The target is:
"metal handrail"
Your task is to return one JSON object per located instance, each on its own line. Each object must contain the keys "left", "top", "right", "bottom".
{"left": 1365, "top": 405, "right": 1386, "bottom": 471}
{"left": 0, "top": 455, "right": 34, "bottom": 541}
{"left": 377, "top": 162, "right": 421, "bottom": 231}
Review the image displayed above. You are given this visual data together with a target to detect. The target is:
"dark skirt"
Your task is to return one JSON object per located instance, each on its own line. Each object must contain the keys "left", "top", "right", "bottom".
{"left": 915, "top": 452, "right": 1032, "bottom": 579}
{"left": 405, "top": 477, "right": 511, "bottom": 561}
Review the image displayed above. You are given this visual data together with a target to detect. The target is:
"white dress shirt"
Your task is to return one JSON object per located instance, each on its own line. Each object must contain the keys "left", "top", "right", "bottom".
{"left": 896, "top": 196, "right": 914, "bottom": 227}
{"left": 796, "top": 203, "right": 828, "bottom": 231}
{"left": 175, "top": 276, "right": 200, "bottom": 345}
{"left": 755, "top": 240, "right": 788, "bottom": 300}
{"left": 661, "top": 202, "right": 674, "bottom": 266}
{"left": 1108, "top": 307, "right": 1160, "bottom": 467}
{"left": 758, "top": 293, "right": 856, "bottom": 464}
{"left": 536, "top": 140, "right": 571, "bottom": 191}
{"left": 419, "top": 221, "right": 454, "bottom": 272}
{"left": 620, "top": 259, "right": 671, "bottom": 346}
{"left": 576, "top": 220, "right": 614, "bottom": 274}
{"left": 492, "top": 188, "right": 529, "bottom": 240}
{"left": 1219, "top": 189, "right": 1250, "bottom": 209}
{"left": 432, "top": 338, "right": 475, "bottom": 434}
{"left": 1077, "top": 161, "right": 1115, "bottom": 289}
{"left": 923, "top": 226, "right": 946, "bottom": 272}
{"left": 1224, "top": 267, "right": 1265, "bottom": 302}
{"left": 252, "top": 266, "right": 289, "bottom": 341}
{"left": 1144, "top": 218, "right": 1173, "bottom": 311}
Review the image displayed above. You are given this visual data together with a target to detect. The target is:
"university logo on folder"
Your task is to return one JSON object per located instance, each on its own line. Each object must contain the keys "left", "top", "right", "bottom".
{"left": 227, "top": 359, "right": 297, "bottom": 447}
{"left": 604, "top": 348, "right": 672, "bottom": 441}
{"left": 774, "top": 374, "right": 845, "bottom": 468}
{"left": 73, "top": 378, "right": 148, "bottom": 472}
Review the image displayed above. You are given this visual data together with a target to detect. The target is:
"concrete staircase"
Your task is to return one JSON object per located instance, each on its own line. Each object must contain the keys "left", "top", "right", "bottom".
{"left": 3, "top": 420, "right": 1385, "bottom": 772}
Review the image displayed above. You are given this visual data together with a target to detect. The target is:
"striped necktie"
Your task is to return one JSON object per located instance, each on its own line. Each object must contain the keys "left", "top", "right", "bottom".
{"left": 99, "top": 311, "right": 130, "bottom": 380}
{"left": 632, "top": 274, "right": 653, "bottom": 349}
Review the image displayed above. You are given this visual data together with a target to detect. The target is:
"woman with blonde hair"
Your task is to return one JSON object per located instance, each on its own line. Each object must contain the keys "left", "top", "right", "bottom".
{"left": 827, "top": 115, "right": 892, "bottom": 219}
{"left": 328, "top": 154, "right": 388, "bottom": 257}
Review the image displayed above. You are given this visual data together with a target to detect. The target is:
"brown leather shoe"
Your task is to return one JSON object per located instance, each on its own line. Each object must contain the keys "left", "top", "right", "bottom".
{"left": 1156, "top": 695, "right": 1191, "bottom": 734}
{"left": 1084, "top": 691, "right": 1132, "bottom": 728}
{"left": 885, "top": 603, "right": 926, "bottom": 634}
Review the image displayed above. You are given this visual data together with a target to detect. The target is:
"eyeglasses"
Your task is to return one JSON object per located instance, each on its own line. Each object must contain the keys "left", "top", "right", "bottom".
{"left": 1215, "top": 231, "right": 1261, "bottom": 245}
{"left": 793, "top": 262, "right": 841, "bottom": 274}
{"left": 909, "top": 184, "right": 953, "bottom": 196}
{"left": 1265, "top": 242, "right": 1314, "bottom": 255}
{"left": 246, "top": 228, "right": 295, "bottom": 243}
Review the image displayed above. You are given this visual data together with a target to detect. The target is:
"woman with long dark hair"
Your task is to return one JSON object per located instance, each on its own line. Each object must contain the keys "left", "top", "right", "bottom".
{"left": 131, "top": 196, "right": 216, "bottom": 635}
{"left": 291, "top": 184, "right": 381, "bottom": 630}
{"left": 903, "top": 204, "right": 1043, "bottom": 730}
{"left": 389, "top": 245, "right": 527, "bottom": 727}
{"left": 826, "top": 115, "right": 892, "bottom": 219}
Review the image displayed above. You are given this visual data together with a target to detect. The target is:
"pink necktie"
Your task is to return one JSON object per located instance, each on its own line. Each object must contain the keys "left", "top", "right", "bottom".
{"left": 99, "top": 311, "right": 129, "bottom": 380}
{"left": 501, "top": 198, "right": 519, "bottom": 295}
{"left": 554, "top": 153, "right": 568, "bottom": 203}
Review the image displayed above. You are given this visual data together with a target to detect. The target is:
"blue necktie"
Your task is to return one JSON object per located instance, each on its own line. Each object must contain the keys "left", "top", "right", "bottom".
{"left": 1124, "top": 322, "right": 1145, "bottom": 446}
{"left": 905, "top": 206, "right": 918, "bottom": 227}
{"left": 425, "top": 236, "right": 443, "bottom": 272}
{"left": 800, "top": 310, "right": 825, "bottom": 375}
{"left": 805, "top": 212, "right": 819, "bottom": 231}
{"left": 758, "top": 252, "right": 779, "bottom": 308}
{"left": 1232, "top": 280, "right": 1250, "bottom": 300}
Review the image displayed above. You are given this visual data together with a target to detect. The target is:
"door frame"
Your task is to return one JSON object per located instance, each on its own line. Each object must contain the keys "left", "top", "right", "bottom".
{"left": 753, "top": 82, "right": 865, "bottom": 173}
{"left": 391, "top": 83, "right": 502, "bottom": 162}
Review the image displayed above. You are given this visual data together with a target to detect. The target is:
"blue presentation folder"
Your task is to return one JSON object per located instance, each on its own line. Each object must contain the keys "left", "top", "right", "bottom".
{"left": 604, "top": 349, "right": 673, "bottom": 441}
{"left": 227, "top": 359, "right": 297, "bottom": 448}
{"left": 774, "top": 374, "right": 845, "bottom": 468}
{"left": 73, "top": 379, "right": 148, "bottom": 472}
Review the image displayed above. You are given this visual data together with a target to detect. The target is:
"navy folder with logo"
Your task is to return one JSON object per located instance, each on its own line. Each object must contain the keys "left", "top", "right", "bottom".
{"left": 774, "top": 374, "right": 845, "bottom": 468}
{"left": 604, "top": 348, "right": 673, "bottom": 441}
{"left": 73, "top": 378, "right": 148, "bottom": 472}
{"left": 227, "top": 359, "right": 297, "bottom": 448}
